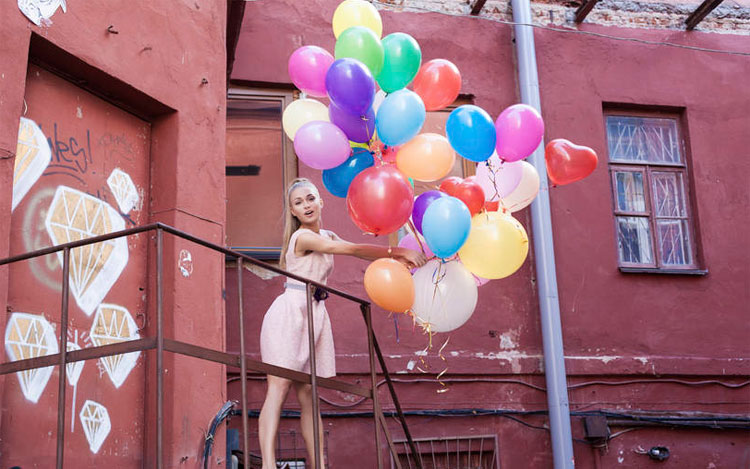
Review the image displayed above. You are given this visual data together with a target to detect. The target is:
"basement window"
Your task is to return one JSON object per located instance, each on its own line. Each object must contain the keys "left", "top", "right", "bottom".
{"left": 604, "top": 110, "right": 704, "bottom": 274}
{"left": 391, "top": 435, "right": 500, "bottom": 469}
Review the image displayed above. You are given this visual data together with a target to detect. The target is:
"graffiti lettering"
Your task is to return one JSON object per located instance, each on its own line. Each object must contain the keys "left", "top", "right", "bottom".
{"left": 98, "top": 132, "right": 136, "bottom": 162}
{"left": 42, "top": 122, "right": 94, "bottom": 177}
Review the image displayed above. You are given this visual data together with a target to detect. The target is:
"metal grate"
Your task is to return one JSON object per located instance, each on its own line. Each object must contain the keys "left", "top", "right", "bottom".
{"left": 392, "top": 435, "right": 500, "bottom": 469}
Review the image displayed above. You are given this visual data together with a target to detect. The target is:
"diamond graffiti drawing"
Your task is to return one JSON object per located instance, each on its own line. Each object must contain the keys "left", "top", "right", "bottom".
{"left": 17, "top": 0, "right": 67, "bottom": 26}
{"left": 12, "top": 117, "right": 51, "bottom": 212}
{"left": 4, "top": 312, "right": 59, "bottom": 403}
{"left": 90, "top": 304, "right": 140, "bottom": 388}
{"left": 106, "top": 168, "right": 140, "bottom": 214}
{"left": 66, "top": 341, "right": 84, "bottom": 387}
{"left": 79, "top": 400, "right": 111, "bottom": 454}
{"left": 45, "top": 186, "right": 128, "bottom": 316}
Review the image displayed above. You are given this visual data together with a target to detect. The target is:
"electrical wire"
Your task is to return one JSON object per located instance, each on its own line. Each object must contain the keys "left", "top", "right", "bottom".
{"left": 371, "top": 0, "right": 750, "bottom": 57}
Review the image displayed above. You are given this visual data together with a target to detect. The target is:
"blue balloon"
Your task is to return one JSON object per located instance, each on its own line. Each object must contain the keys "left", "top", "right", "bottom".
{"left": 326, "top": 58, "right": 376, "bottom": 116}
{"left": 322, "top": 148, "right": 375, "bottom": 198}
{"left": 421, "top": 196, "right": 471, "bottom": 258}
{"left": 446, "top": 105, "right": 496, "bottom": 162}
{"left": 375, "top": 89, "right": 425, "bottom": 146}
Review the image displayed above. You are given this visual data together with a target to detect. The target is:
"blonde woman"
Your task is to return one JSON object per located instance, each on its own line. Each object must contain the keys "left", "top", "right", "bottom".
{"left": 258, "top": 178, "right": 426, "bottom": 469}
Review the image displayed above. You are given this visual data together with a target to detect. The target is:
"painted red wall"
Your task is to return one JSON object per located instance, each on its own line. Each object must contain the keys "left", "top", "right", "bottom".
{"left": 228, "top": 1, "right": 750, "bottom": 467}
{"left": 1, "top": 1, "right": 228, "bottom": 467}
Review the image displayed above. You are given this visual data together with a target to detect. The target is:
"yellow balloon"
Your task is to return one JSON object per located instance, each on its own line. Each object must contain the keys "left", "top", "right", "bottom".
{"left": 350, "top": 141, "right": 370, "bottom": 150}
{"left": 396, "top": 133, "right": 455, "bottom": 182}
{"left": 332, "top": 0, "right": 383, "bottom": 39}
{"left": 281, "top": 98, "right": 330, "bottom": 141}
{"left": 458, "top": 211, "right": 529, "bottom": 279}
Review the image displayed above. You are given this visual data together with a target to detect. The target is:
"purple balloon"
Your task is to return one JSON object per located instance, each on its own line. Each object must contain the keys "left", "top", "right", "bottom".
{"left": 398, "top": 233, "right": 434, "bottom": 272}
{"left": 288, "top": 46, "right": 334, "bottom": 97}
{"left": 495, "top": 104, "right": 545, "bottom": 162}
{"left": 412, "top": 190, "right": 447, "bottom": 234}
{"left": 325, "top": 58, "right": 376, "bottom": 116}
{"left": 293, "top": 121, "right": 352, "bottom": 170}
{"left": 329, "top": 101, "right": 376, "bottom": 143}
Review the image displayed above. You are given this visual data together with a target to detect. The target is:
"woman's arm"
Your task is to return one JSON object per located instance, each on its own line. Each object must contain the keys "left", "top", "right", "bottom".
{"left": 295, "top": 231, "right": 428, "bottom": 268}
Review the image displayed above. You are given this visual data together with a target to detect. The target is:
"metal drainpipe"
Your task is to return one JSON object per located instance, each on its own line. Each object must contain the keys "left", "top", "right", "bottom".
{"left": 509, "top": 0, "right": 576, "bottom": 467}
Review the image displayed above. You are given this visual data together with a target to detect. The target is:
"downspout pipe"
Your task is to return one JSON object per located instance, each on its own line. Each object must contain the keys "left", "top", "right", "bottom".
{"left": 509, "top": 0, "right": 576, "bottom": 467}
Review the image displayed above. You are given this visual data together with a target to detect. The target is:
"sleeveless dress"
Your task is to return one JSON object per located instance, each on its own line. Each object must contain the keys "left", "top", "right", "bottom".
{"left": 260, "top": 228, "right": 336, "bottom": 378}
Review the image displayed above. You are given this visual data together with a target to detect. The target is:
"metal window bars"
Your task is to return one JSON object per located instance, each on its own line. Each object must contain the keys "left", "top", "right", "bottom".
{"left": 0, "top": 222, "right": 422, "bottom": 469}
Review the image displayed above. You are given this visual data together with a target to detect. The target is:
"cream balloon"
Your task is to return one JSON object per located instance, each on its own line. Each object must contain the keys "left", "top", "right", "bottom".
{"left": 458, "top": 211, "right": 529, "bottom": 279}
{"left": 372, "top": 89, "right": 386, "bottom": 115}
{"left": 282, "top": 98, "right": 330, "bottom": 140}
{"left": 412, "top": 259, "right": 478, "bottom": 333}
{"left": 500, "top": 160, "right": 540, "bottom": 213}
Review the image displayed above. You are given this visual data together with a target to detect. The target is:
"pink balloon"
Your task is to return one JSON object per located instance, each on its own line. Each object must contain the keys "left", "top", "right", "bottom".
{"left": 398, "top": 233, "right": 434, "bottom": 273}
{"left": 288, "top": 46, "right": 334, "bottom": 97}
{"left": 293, "top": 121, "right": 351, "bottom": 170}
{"left": 495, "top": 104, "right": 545, "bottom": 162}
{"left": 475, "top": 153, "right": 523, "bottom": 201}
{"left": 473, "top": 273, "right": 490, "bottom": 287}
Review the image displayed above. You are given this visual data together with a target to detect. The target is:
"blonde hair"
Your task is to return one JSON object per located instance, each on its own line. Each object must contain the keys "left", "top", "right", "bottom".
{"left": 279, "top": 178, "right": 321, "bottom": 269}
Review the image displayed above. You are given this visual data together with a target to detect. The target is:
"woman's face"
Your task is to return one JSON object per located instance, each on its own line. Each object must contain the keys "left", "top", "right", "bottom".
{"left": 289, "top": 185, "right": 323, "bottom": 225}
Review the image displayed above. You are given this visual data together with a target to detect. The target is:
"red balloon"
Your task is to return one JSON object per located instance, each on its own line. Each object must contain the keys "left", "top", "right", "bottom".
{"left": 440, "top": 176, "right": 485, "bottom": 216}
{"left": 439, "top": 176, "right": 463, "bottom": 194}
{"left": 412, "top": 59, "right": 462, "bottom": 111}
{"left": 484, "top": 200, "right": 500, "bottom": 212}
{"left": 370, "top": 141, "right": 400, "bottom": 165}
{"left": 347, "top": 165, "right": 414, "bottom": 234}
{"left": 545, "top": 139, "right": 598, "bottom": 186}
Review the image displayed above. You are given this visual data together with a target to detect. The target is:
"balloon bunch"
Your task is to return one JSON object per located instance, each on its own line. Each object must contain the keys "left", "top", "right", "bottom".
{"left": 282, "top": 0, "right": 599, "bottom": 335}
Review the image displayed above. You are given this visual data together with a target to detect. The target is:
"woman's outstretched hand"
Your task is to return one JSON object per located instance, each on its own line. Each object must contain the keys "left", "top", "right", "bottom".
{"left": 392, "top": 247, "right": 428, "bottom": 270}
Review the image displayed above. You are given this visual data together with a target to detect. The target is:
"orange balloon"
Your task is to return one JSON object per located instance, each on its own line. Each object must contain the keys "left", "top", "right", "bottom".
{"left": 364, "top": 258, "right": 415, "bottom": 312}
{"left": 396, "top": 133, "right": 455, "bottom": 182}
{"left": 412, "top": 59, "right": 462, "bottom": 111}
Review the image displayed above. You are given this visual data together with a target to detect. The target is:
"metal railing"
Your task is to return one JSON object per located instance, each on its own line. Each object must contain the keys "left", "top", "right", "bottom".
{"left": 0, "top": 222, "right": 422, "bottom": 469}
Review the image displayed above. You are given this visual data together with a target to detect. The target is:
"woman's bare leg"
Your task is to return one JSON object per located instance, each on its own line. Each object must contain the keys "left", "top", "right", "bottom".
{"left": 259, "top": 375, "right": 292, "bottom": 469}
{"left": 294, "top": 382, "right": 326, "bottom": 469}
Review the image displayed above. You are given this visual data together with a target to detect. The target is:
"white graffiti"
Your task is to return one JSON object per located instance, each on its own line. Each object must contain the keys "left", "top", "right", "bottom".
{"left": 79, "top": 400, "right": 111, "bottom": 454}
{"left": 17, "top": 0, "right": 67, "bottom": 26}
{"left": 12, "top": 117, "right": 51, "bottom": 212}
{"left": 107, "top": 168, "right": 140, "bottom": 214}
{"left": 4, "top": 312, "right": 59, "bottom": 403}
{"left": 45, "top": 186, "right": 128, "bottom": 316}
{"left": 90, "top": 304, "right": 140, "bottom": 388}
{"left": 178, "top": 249, "right": 193, "bottom": 277}
{"left": 65, "top": 341, "right": 84, "bottom": 387}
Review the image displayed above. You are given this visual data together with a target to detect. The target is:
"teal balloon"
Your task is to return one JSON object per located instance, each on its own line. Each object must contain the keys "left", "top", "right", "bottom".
{"left": 446, "top": 105, "right": 497, "bottom": 162}
{"left": 377, "top": 33, "right": 422, "bottom": 93}
{"left": 422, "top": 196, "right": 471, "bottom": 259}
{"left": 375, "top": 89, "right": 425, "bottom": 146}
{"left": 322, "top": 148, "right": 374, "bottom": 198}
{"left": 335, "top": 26, "right": 385, "bottom": 77}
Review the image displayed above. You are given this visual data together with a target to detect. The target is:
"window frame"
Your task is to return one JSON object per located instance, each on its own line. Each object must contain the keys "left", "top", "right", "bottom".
{"left": 225, "top": 86, "right": 298, "bottom": 260}
{"left": 604, "top": 109, "right": 705, "bottom": 274}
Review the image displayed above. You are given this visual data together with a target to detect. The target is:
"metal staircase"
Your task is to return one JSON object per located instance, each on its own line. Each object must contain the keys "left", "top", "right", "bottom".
{"left": 0, "top": 223, "right": 422, "bottom": 468}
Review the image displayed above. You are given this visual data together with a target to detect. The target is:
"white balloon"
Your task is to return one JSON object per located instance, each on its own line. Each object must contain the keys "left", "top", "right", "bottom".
{"left": 372, "top": 89, "right": 387, "bottom": 115}
{"left": 501, "top": 161, "right": 540, "bottom": 213}
{"left": 412, "top": 260, "right": 478, "bottom": 333}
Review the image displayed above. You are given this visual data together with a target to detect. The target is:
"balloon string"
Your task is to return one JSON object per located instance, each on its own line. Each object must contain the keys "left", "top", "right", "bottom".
{"left": 485, "top": 159, "right": 510, "bottom": 213}
{"left": 406, "top": 219, "right": 426, "bottom": 255}
{"left": 393, "top": 314, "right": 400, "bottom": 343}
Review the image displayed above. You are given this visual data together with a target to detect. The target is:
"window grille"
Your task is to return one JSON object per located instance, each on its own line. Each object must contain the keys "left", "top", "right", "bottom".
{"left": 391, "top": 435, "right": 500, "bottom": 469}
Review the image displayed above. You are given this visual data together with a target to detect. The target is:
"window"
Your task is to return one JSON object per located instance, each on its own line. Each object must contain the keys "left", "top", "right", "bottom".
{"left": 605, "top": 112, "right": 701, "bottom": 272}
{"left": 391, "top": 435, "right": 499, "bottom": 469}
{"left": 225, "top": 88, "right": 297, "bottom": 259}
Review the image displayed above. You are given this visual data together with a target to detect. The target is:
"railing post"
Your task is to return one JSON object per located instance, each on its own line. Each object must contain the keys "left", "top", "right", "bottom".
{"left": 55, "top": 247, "right": 71, "bottom": 469}
{"left": 363, "top": 304, "right": 384, "bottom": 469}
{"left": 236, "top": 259, "right": 250, "bottom": 469}
{"left": 305, "top": 284, "right": 323, "bottom": 468}
{"left": 156, "top": 228, "right": 164, "bottom": 469}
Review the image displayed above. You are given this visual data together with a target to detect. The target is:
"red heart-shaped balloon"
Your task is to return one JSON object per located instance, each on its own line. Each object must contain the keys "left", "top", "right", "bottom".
{"left": 545, "top": 139, "right": 598, "bottom": 186}
{"left": 439, "top": 176, "right": 485, "bottom": 215}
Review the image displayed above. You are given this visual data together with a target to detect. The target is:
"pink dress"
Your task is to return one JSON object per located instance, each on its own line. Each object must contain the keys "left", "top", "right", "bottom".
{"left": 260, "top": 228, "right": 336, "bottom": 378}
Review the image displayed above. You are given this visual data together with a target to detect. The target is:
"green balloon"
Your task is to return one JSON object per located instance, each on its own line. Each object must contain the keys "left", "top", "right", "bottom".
{"left": 377, "top": 33, "right": 422, "bottom": 93}
{"left": 335, "top": 26, "right": 384, "bottom": 77}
